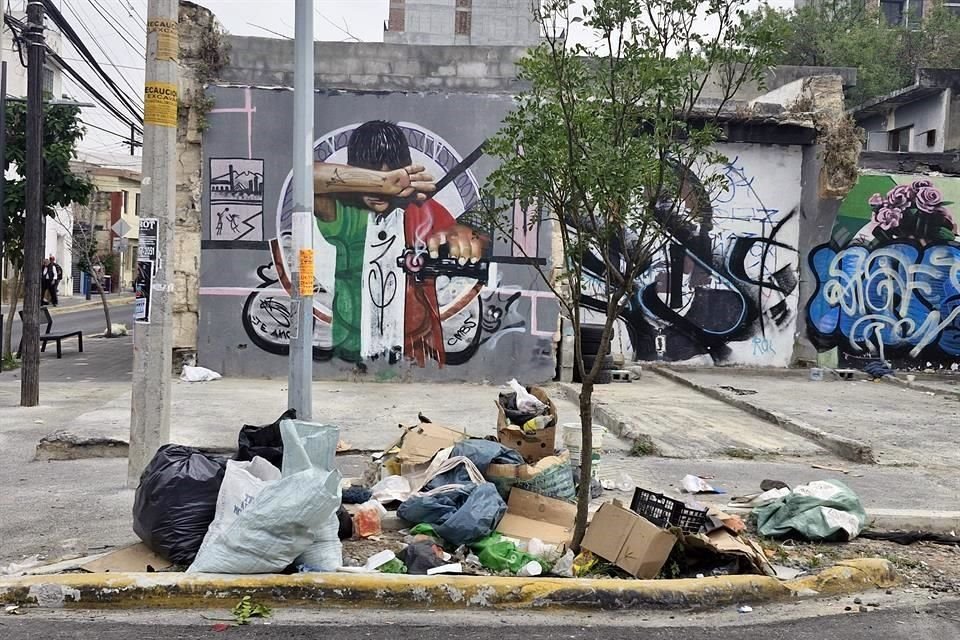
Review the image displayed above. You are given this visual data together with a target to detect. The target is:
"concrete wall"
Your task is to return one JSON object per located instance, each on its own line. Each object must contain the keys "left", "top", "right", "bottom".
{"left": 892, "top": 91, "right": 949, "bottom": 152}
{"left": 597, "top": 143, "right": 805, "bottom": 367}
{"left": 805, "top": 171, "right": 960, "bottom": 369}
{"left": 198, "top": 87, "right": 558, "bottom": 382}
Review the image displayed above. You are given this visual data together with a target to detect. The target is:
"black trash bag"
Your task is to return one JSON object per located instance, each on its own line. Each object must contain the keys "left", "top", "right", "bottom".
{"left": 237, "top": 408, "right": 297, "bottom": 469}
{"left": 132, "top": 444, "right": 228, "bottom": 565}
{"left": 497, "top": 392, "right": 544, "bottom": 427}
{"left": 337, "top": 506, "right": 354, "bottom": 540}
{"left": 398, "top": 482, "right": 507, "bottom": 547}
{"left": 399, "top": 540, "right": 447, "bottom": 575}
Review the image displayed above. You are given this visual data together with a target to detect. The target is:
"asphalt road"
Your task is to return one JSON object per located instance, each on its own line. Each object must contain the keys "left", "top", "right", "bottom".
{"left": 2, "top": 303, "right": 136, "bottom": 383}
{"left": 3, "top": 602, "right": 960, "bottom": 639}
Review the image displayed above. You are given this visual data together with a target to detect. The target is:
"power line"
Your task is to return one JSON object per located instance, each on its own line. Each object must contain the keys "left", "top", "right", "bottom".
{"left": 87, "top": 0, "right": 147, "bottom": 56}
{"left": 63, "top": 0, "right": 144, "bottom": 108}
{"left": 58, "top": 56, "right": 145, "bottom": 71}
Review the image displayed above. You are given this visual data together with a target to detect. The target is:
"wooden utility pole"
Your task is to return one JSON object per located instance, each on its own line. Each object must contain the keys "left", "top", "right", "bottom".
{"left": 129, "top": 0, "right": 178, "bottom": 486}
{"left": 20, "top": 0, "right": 46, "bottom": 405}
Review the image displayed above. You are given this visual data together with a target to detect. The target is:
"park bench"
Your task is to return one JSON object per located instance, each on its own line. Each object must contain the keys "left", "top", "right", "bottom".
{"left": 17, "top": 306, "right": 84, "bottom": 359}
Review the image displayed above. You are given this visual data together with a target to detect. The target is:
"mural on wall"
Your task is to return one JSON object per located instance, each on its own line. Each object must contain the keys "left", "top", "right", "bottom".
{"left": 582, "top": 147, "right": 802, "bottom": 365}
{"left": 209, "top": 158, "right": 265, "bottom": 241}
{"left": 200, "top": 88, "right": 558, "bottom": 380}
{"left": 806, "top": 174, "right": 960, "bottom": 366}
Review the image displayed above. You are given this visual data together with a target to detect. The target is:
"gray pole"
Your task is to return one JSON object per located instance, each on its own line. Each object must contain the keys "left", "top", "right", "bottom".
{"left": 20, "top": 1, "right": 45, "bottom": 406}
{"left": 0, "top": 62, "right": 7, "bottom": 363}
{"left": 289, "top": 0, "right": 314, "bottom": 419}
{"left": 129, "top": 0, "right": 178, "bottom": 486}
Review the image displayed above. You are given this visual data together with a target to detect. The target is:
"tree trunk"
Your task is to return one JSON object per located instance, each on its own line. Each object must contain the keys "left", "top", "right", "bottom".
{"left": 570, "top": 378, "right": 595, "bottom": 551}
{"left": 3, "top": 270, "right": 24, "bottom": 362}
{"left": 94, "top": 273, "right": 113, "bottom": 338}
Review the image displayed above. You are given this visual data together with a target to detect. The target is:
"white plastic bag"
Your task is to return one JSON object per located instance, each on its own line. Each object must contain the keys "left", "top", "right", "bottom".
{"left": 180, "top": 365, "right": 222, "bottom": 382}
{"left": 507, "top": 379, "right": 547, "bottom": 414}
{"left": 188, "top": 420, "right": 341, "bottom": 574}
{"left": 371, "top": 475, "right": 413, "bottom": 503}
{"left": 195, "top": 456, "right": 281, "bottom": 553}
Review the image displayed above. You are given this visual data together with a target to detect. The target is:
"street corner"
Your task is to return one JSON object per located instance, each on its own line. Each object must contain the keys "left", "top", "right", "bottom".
{"left": 786, "top": 558, "right": 898, "bottom": 598}
{"left": 34, "top": 430, "right": 129, "bottom": 461}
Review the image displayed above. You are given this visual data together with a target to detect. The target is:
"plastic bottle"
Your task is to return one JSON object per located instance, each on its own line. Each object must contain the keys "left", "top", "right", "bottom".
{"left": 353, "top": 499, "right": 387, "bottom": 538}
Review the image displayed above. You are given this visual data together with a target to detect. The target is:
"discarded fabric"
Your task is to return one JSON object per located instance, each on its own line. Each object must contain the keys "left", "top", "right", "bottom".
{"left": 180, "top": 365, "right": 222, "bottom": 382}
{"left": 754, "top": 480, "right": 867, "bottom": 541}
{"left": 398, "top": 482, "right": 507, "bottom": 547}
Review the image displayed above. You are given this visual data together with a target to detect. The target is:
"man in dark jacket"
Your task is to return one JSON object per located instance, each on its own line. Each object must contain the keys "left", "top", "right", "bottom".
{"left": 42, "top": 255, "right": 63, "bottom": 307}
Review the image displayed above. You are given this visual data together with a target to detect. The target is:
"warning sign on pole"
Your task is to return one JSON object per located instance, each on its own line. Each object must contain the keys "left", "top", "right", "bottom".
{"left": 144, "top": 82, "right": 178, "bottom": 128}
{"left": 147, "top": 18, "right": 179, "bottom": 61}
{"left": 298, "top": 249, "right": 314, "bottom": 296}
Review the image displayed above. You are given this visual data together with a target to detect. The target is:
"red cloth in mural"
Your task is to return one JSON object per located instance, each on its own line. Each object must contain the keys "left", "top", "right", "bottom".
{"left": 403, "top": 198, "right": 457, "bottom": 367}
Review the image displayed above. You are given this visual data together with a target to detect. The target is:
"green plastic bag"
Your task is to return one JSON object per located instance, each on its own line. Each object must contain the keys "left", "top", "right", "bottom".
{"left": 754, "top": 480, "right": 867, "bottom": 542}
{"left": 470, "top": 533, "right": 549, "bottom": 574}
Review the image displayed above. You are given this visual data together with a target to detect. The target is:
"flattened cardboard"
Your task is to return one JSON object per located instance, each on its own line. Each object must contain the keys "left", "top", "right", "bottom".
{"left": 79, "top": 543, "right": 172, "bottom": 573}
{"left": 380, "top": 422, "right": 468, "bottom": 468}
{"left": 496, "top": 386, "right": 559, "bottom": 463}
{"left": 496, "top": 488, "right": 576, "bottom": 545}
{"left": 582, "top": 502, "right": 676, "bottom": 579}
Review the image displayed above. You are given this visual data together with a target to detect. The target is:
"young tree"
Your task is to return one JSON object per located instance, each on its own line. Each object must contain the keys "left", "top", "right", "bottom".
{"left": 481, "top": 0, "right": 781, "bottom": 547}
{"left": 2, "top": 102, "right": 92, "bottom": 361}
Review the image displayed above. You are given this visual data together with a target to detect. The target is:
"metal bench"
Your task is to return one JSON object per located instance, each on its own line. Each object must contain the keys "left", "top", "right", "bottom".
{"left": 17, "top": 307, "right": 83, "bottom": 359}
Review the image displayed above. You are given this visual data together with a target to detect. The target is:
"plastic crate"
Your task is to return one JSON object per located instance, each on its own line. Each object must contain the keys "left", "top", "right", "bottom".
{"left": 629, "top": 487, "right": 708, "bottom": 534}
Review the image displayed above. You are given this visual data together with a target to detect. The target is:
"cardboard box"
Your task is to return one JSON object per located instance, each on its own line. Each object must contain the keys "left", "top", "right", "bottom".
{"left": 497, "top": 386, "right": 558, "bottom": 463}
{"left": 496, "top": 488, "right": 576, "bottom": 545}
{"left": 581, "top": 502, "right": 677, "bottom": 579}
{"left": 376, "top": 422, "right": 469, "bottom": 478}
{"left": 79, "top": 543, "right": 172, "bottom": 573}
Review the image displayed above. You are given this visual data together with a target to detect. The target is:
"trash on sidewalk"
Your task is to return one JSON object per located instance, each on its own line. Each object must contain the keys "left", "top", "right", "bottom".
{"left": 354, "top": 499, "right": 388, "bottom": 538}
{"left": 681, "top": 474, "right": 725, "bottom": 494}
{"left": 398, "top": 482, "right": 507, "bottom": 547}
{"left": 496, "top": 488, "right": 576, "bottom": 545}
{"left": 338, "top": 550, "right": 398, "bottom": 573}
{"left": 630, "top": 487, "right": 708, "bottom": 534}
{"left": 370, "top": 475, "right": 413, "bottom": 504}
{"left": 398, "top": 540, "right": 448, "bottom": 575}
{"left": 375, "top": 421, "right": 468, "bottom": 481}
{"left": 673, "top": 529, "right": 775, "bottom": 577}
{"left": 754, "top": 480, "right": 867, "bottom": 542}
{"left": 450, "top": 439, "right": 524, "bottom": 474}
{"left": 237, "top": 409, "right": 297, "bottom": 469}
{"left": 132, "top": 444, "right": 228, "bottom": 565}
{"left": 78, "top": 543, "right": 172, "bottom": 573}
{"left": 729, "top": 487, "right": 790, "bottom": 509}
{"left": 470, "top": 533, "right": 548, "bottom": 575}
{"left": 704, "top": 506, "right": 746, "bottom": 535}
{"left": 179, "top": 365, "right": 222, "bottom": 382}
{"left": 581, "top": 502, "right": 677, "bottom": 579}
{"left": 486, "top": 452, "right": 576, "bottom": 502}
{"left": 496, "top": 383, "right": 558, "bottom": 463}
{"left": 859, "top": 530, "right": 960, "bottom": 546}
{"left": 562, "top": 423, "right": 605, "bottom": 480}
{"left": 188, "top": 420, "right": 342, "bottom": 574}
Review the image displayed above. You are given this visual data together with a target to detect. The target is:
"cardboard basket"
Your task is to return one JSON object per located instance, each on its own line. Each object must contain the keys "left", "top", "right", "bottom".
{"left": 496, "top": 385, "right": 558, "bottom": 463}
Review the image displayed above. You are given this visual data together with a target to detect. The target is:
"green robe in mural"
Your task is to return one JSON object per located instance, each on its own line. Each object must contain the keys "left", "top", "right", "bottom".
{"left": 314, "top": 200, "right": 369, "bottom": 362}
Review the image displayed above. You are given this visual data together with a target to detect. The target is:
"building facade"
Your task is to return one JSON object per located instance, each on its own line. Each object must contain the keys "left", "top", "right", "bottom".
{"left": 384, "top": 0, "right": 541, "bottom": 46}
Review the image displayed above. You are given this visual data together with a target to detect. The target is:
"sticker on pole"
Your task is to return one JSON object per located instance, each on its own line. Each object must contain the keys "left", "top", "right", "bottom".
{"left": 298, "top": 249, "right": 314, "bottom": 296}
{"left": 147, "top": 18, "right": 179, "bottom": 61}
{"left": 144, "top": 82, "right": 178, "bottom": 128}
{"left": 134, "top": 259, "right": 154, "bottom": 324}
{"left": 138, "top": 218, "right": 159, "bottom": 263}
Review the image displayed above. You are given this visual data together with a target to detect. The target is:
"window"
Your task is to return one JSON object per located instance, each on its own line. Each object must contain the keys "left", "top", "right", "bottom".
{"left": 135, "top": 192, "right": 141, "bottom": 217}
{"left": 888, "top": 126, "right": 911, "bottom": 152}
{"left": 387, "top": 0, "right": 405, "bottom": 32}
{"left": 455, "top": 0, "right": 472, "bottom": 36}
{"left": 879, "top": 0, "right": 904, "bottom": 25}
{"left": 946, "top": 1, "right": 960, "bottom": 16}
{"left": 122, "top": 190, "right": 129, "bottom": 214}
{"left": 926, "top": 129, "right": 937, "bottom": 147}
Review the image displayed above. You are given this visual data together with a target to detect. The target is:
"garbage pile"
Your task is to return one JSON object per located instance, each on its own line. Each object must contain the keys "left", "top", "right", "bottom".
{"left": 129, "top": 379, "right": 867, "bottom": 580}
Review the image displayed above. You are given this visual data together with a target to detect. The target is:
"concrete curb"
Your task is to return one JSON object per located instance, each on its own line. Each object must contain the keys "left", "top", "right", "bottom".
{"left": 650, "top": 366, "right": 876, "bottom": 465}
{"left": 0, "top": 558, "right": 896, "bottom": 611}
{"left": 881, "top": 375, "right": 960, "bottom": 400}
{"left": 44, "top": 296, "right": 135, "bottom": 317}
{"left": 555, "top": 383, "right": 660, "bottom": 455}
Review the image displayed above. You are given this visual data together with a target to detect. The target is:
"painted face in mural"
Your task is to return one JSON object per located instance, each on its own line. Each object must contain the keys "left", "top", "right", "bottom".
{"left": 311, "top": 120, "right": 488, "bottom": 367}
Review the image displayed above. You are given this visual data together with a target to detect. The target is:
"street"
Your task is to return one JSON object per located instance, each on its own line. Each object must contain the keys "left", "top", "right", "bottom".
{"left": 3, "top": 600, "right": 960, "bottom": 639}
{"left": 2, "top": 302, "right": 136, "bottom": 383}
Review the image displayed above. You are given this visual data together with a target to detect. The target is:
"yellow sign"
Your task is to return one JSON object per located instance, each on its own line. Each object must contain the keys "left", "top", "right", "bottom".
{"left": 147, "top": 18, "right": 178, "bottom": 61}
{"left": 299, "top": 249, "right": 314, "bottom": 296}
{"left": 144, "top": 82, "right": 178, "bottom": 128}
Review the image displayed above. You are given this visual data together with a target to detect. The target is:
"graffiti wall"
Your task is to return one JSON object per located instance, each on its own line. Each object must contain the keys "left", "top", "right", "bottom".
{"left": 199, "top": 88, "right": 558, "bottom": 381}
{"left": 806, "top": 173, "right": 960, "bottom": 368}
{"left": 589, "top": 144, "right": 804, "bottom": 366}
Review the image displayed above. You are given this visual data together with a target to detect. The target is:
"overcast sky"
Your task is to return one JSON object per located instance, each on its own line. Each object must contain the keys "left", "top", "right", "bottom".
{"left": 5, "top": 0, "right": 792, "bottom": 164}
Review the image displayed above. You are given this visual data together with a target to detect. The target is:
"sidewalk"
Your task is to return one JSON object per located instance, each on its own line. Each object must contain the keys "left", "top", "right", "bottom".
{"left": 1, "top": 293, "right": 134, "bottom": 317}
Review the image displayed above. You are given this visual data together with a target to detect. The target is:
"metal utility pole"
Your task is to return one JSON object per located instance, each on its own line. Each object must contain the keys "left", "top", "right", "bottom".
{"left": 0, "top": 62, "right": 8, "bottom": 364}
{"left": 129, "top": 0, "right": 178, "bottom": 486}
{"left": 20, "top": 1, "right": 45, "bottom": 406}
{"left": 288, "top": 0, "right": 315, "bottom": 419}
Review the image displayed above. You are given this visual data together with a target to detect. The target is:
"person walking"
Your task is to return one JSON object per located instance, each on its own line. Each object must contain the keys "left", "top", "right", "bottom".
{"left": 42, "top": 255, "right": 63, "bottom": 307}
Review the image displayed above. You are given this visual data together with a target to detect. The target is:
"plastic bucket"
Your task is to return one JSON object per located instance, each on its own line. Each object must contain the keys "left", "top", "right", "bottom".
{"left": 563, "top": 423, "right": 605, "bottom": 479}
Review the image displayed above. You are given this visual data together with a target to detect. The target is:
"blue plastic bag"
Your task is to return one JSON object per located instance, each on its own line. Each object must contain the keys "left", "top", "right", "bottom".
{"left": 398, "top": 482, "right": 507, "bottom": 547}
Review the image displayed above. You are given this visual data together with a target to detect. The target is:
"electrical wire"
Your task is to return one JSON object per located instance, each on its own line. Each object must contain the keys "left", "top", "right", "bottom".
{"left": 87, "top": 0, "right": 147, "bottom": 56}
{"left": 62, "top": 0, "right": 144, "bottom": 108}
{"left": 38, "top": 0, "right": 144, "bottom": 124}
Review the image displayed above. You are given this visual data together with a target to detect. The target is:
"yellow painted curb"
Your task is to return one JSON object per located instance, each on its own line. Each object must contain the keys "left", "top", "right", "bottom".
{"left": 0, "top": 558, "right": 896, "bottom": 611}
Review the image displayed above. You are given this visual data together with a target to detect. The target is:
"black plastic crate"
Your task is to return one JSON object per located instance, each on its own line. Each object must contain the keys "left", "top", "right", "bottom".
{"left": 629, "top": 487, "right": 708, "bottom": 534}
